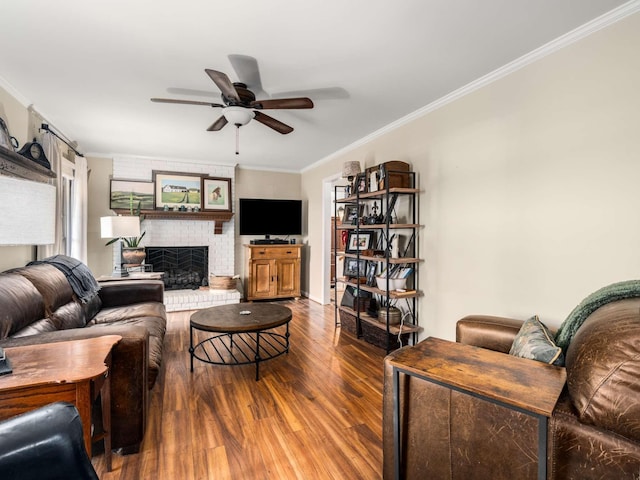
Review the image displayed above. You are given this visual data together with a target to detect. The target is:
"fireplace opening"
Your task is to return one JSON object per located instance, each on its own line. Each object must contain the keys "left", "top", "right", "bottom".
{"left": 146, "top": 246, "right": 208, "bottom": 290}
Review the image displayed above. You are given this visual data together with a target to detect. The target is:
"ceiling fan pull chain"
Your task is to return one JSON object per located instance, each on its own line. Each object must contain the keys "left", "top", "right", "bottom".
{"left": 235, "top": 124, "right": 240, "bottom": 155}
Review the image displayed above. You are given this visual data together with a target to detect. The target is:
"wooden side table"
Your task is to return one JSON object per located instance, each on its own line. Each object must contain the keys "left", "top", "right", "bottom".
{"left": 389, "top": 337, "right": 566, "bottom": 480}
{"left": 0, "top": 335, "right": 121, "bottom": 471}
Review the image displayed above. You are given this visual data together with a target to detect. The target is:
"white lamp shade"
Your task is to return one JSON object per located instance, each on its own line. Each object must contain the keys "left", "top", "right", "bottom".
{"left": 100, "top": 216, "right": 140, "bottom": 238}
{"left": 223, "top": 106, "right": 254, "bottom": 126}
{"left": 0, "top": 176, "right": 55, "bottom": 245}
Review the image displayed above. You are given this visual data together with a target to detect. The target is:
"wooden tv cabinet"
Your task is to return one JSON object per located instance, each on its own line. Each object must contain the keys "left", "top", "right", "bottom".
{"left": 245, "top": 244, "right": 301, "bottom": 301}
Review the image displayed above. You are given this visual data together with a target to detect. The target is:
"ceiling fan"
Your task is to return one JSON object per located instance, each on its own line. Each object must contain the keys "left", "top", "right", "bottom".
{"left": 151, "top": 59, "right": 314, "bottom": 153}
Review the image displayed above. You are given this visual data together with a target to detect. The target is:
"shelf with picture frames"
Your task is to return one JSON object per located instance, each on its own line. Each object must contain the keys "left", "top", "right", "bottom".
{"left": 333, "top": 162, "right": 422, "bottom": 352}
{"left": 336, "top": 187, "right": 421, "bottom": 203}
{"left": 337, "top": 277, "right": 422, "bottom": 299}
{"left": 341, "top": 252, "right": 422, "bottom": 264}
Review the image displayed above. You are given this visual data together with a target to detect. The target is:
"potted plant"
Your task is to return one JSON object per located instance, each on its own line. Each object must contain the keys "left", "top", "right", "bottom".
{"left": 105, "top": 231, "right": 146, "bottom": 267}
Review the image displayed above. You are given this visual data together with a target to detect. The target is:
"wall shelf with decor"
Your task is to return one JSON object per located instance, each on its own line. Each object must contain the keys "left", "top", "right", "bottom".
{"left": 0, "top": 146, "right": 56, "bottom": 183}
{"left": 112, "top": 209, "right": 233, "bottom": 234}
{"left": 333, "top": 161, "right": 422, "bottom": 352}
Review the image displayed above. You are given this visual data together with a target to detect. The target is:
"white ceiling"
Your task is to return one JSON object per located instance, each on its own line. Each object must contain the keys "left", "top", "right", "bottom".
{"left": 0, "top": 0, "right": 630, "bottom": 172}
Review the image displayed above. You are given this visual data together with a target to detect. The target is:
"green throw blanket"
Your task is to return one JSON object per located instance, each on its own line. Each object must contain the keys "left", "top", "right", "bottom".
{"left": 555, "top": 279, "right": 640, "bottom": 352}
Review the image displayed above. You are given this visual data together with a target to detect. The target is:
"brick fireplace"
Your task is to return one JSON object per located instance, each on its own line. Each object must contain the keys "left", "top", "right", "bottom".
{"left": 112, "top": 156, "right": 241, "bottom": 311}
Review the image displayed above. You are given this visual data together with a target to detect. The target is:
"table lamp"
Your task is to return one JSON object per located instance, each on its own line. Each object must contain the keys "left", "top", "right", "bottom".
{"left": 100, "top": 215, "right": 140, "bottom": 277}
{"left": 342, "top": 161, "right": 361, "bottom": 196}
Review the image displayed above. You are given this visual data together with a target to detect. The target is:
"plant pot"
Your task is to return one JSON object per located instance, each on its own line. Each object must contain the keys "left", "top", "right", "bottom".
{"left": 122, "top": 247, "right": 146, "bottom": 267}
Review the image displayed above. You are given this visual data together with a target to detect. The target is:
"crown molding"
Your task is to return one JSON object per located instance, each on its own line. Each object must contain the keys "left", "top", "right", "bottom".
{"left": 0, "top": 75, "right": 31, "bottom": 107}
{"left": 303, "top": 0, "right": 640, "bottom": 174}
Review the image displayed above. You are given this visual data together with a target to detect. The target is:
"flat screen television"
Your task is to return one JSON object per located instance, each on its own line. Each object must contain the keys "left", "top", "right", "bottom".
{"left": 239, "top": 198, "right": 302, "bottom": 237}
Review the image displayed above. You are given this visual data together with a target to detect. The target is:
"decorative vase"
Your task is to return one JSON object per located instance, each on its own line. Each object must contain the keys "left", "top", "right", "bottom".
{"left": 122, "top": 247, "right": 146, "bottom": 267}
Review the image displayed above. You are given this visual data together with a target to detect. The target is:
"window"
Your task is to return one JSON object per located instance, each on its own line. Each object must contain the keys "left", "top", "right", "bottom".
{"left": 60, "top": 158, "right": 75, "bottom": 256}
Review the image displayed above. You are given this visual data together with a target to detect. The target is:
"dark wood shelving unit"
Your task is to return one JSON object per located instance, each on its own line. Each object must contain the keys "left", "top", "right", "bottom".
{"left": 333, "top": 169, "right": 422, "bottom": 352}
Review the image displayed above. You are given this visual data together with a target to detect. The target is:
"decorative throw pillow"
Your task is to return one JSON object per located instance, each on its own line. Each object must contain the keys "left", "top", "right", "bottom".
{"left": 509, "top": 315, "right": 564, "bottom": 366}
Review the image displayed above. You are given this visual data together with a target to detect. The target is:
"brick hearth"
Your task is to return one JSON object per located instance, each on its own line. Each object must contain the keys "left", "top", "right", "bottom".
{"left": 163, "top": 288, "right": 241, "bottom": 312}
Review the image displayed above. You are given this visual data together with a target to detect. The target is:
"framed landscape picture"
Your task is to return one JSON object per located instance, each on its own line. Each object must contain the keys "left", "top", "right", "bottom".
{"left": 202, "top": 177, "right": 232, "bottom": 212}
{"left": 153, "top": 171, "right": 202, "bottom": 209}
{"left": 110, "top": 180, "right": 154, "bottom": 211}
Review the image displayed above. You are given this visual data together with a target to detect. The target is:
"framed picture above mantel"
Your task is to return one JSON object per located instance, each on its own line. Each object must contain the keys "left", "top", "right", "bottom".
{"left": 202, "top": 177, "right": 232, "bottom": 212}
{"left": 152, "top": 170, "right": 203, "bottom": 209}
{"left": 110, "top": 179, "right": 154, "bottom": 211}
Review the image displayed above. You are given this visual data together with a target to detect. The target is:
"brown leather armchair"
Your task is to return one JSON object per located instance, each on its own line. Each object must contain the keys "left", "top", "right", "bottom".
{"left": 383, "top": 298, "right": 640, "bottom": 479}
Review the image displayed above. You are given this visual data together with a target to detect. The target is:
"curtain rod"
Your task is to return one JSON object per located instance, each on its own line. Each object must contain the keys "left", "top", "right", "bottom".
{"left": 40, "top": 123, "right": 84, "bottom": 158}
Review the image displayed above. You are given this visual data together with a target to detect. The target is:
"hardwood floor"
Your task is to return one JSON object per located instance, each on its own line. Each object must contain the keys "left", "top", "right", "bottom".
{"left": 92, "top": 298, "right": 386, "bottom": 479}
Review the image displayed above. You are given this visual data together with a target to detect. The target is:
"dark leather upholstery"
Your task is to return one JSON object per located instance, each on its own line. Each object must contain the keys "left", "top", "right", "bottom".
{"left": 0, "top": 402, "right": 98, "bottom": 480}
{"left": 383, "top": 299, "right": 640, "bottom": 479}
{"left": 0, "top": 264, "right": 167, "bottom": 454}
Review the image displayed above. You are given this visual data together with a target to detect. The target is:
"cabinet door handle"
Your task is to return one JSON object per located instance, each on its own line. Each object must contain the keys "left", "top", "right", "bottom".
{"left": 286, "top": 251, "right": 292, "bottom": 254}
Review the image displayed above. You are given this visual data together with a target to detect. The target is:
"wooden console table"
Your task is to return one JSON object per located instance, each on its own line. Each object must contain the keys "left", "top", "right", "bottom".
{"left": 389, "top": 337, "right": 566, "bottom": 480}
{"left": 0, "top": 336, "right": 121, "bottom": 471}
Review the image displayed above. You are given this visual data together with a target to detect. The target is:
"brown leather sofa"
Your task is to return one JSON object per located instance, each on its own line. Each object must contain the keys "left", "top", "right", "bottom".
{"left": 383, "top": 298, "right": 640, "bottom": 479}
{"left": 0, "top": 263, "right": 166, "bottom": 454}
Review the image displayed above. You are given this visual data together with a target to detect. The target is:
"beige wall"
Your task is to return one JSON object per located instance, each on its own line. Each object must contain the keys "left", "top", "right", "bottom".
{"left": 234, "top": 168, "right": 303, "bottom": 287}
{"left": 301, "top": 13, "right": 640, "bottom": 341}
{"left": 87, "top": 156, "right": 114, "bottom": 276}
{"left": 0, "top": 85, "right": 36, "bottom": 270}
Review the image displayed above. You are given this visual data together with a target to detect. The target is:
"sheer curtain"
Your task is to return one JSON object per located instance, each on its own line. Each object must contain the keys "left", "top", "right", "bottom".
{"left": 37, "top": 132, "right": 64, "bottom": 259}
{"left": 70, "top": 154, "right": 88, "bottom": 263}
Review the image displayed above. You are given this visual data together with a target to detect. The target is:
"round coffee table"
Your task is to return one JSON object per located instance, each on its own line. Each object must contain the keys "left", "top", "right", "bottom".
{"left": 189, "top": 302, "right": 292, "bottom": 381}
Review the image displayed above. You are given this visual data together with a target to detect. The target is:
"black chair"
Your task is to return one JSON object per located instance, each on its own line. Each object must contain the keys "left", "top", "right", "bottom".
{"left": 0, "top": 402, "right": 98, "bottom": 480}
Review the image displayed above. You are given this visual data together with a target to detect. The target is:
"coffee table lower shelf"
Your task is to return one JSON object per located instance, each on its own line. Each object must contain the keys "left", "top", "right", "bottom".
{"left": 190, "top": 328, "right": 289, "bottom": 381}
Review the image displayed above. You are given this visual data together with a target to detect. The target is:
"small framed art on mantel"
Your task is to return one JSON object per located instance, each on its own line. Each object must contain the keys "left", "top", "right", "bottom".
{"left": 202, "top": 177, "right": 232, "bottom": 212}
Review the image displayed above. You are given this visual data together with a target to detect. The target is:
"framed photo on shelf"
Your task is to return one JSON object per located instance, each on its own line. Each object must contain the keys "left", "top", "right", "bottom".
{"left": 365, "top": 261, "right": 378, "bottom": 286}
{"left": 354, "top": 172, "right": 367, "bottom": 194}
{"left": 109, "top": 179, "right": 154, "bottom": 210}
{"left": 153, "top": 171, "right": 203, "bottom": 209}
{"left": 202, "top": 177, "right": 232, "bottom": 212}
{"left": 342, "top": 203, "right": 364, "bottom": 224}
{"left": 343, "top": 258, "right": 367, "bottom": 278}
{"left": 346, "top": 230, "right": 375, "bottom": 253}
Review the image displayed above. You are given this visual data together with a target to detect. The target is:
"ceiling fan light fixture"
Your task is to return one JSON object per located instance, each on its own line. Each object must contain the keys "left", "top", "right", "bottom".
{"left": 223, "top": 106, "right": 254, "bottom": 126}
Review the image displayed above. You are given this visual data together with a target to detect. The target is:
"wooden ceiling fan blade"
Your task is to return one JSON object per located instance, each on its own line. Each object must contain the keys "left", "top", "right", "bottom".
{"left": 207, "top": 116, "right": 228, "bottom": 131}
{"left": 166, "top": 87, "right": 219, "bottom": 98}
{"left": 228, "top": 54, "right": 267, "bottom": 99}
{"left": 151, "top": 98, "right": 224, "bottom": 107}
{"left": 273, "top": 87, "right": 349, "bottom": 101}
{"left": 205, "top": 69, "right": 240, "bottom": 102}
{"left": 253, "top": 111, "right": 294, "bottom": 134}
{"left": 250, "top": 98, "right": 314, "bottom": 110}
